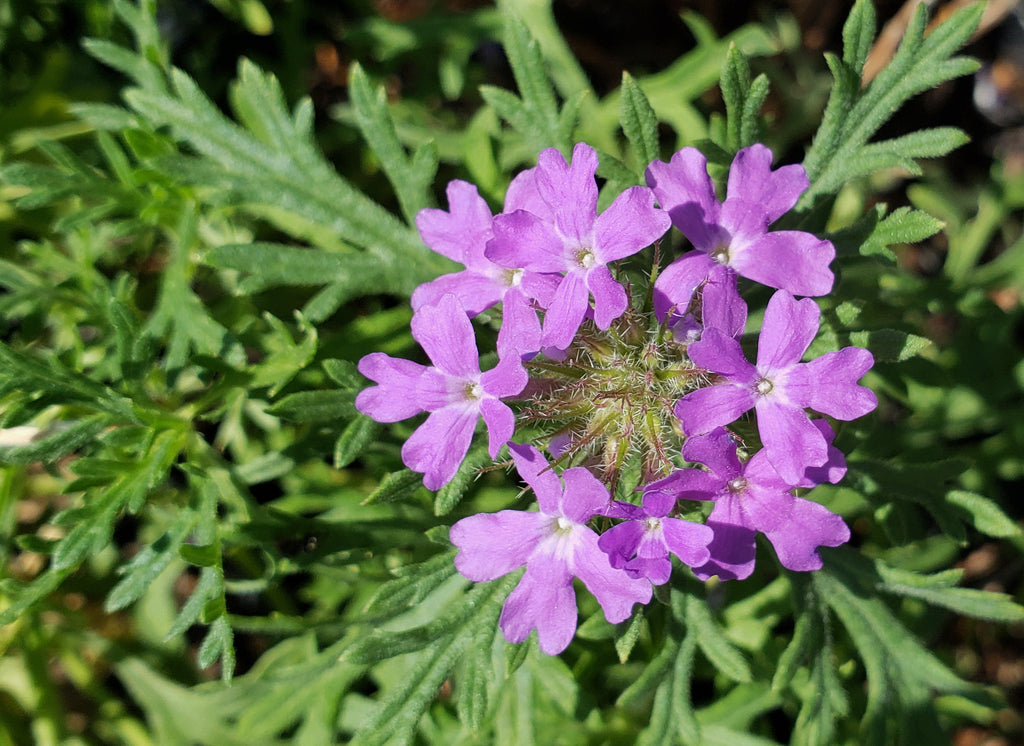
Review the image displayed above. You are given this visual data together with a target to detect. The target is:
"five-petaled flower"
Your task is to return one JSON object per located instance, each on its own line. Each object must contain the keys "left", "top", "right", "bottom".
{"left": 486, "top": 142, "right": 671, "bottom": 349}
{"left": 647, "top": 144, "right": 835, "bottom": 325}
{"left": 450, "top": 443, "right": 652, "bottom": 654}
{"left": 644, "top": 426, "right": 849, "bottom": 580}
{"left": 355, "top": 293, "right": 527, "bottom": 490}
{"left": 674, "top": 289, "right": 876, "bottom": 484}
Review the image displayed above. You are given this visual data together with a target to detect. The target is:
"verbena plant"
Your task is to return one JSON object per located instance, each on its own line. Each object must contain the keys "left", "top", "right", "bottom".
{"left": 1, "top": 1, "right": 1022, "bottom": 744}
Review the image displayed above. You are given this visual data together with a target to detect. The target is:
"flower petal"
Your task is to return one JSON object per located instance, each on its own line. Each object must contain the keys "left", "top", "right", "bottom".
{"left": 559, "top": 467, "right": 611, "bottom": 523}
{"left": 681, "top": 428, "right": 744, "bottom": 479}
{"left": 756, "top": 291, "right": 821, "bottom": 374}
{"left": 725, "top": 144, "right": 808, "bottom": 223}
{"left": 692, "top": 499, "right": 757, "bottom": 581}
{"left": 598, "top": 520, "right": 645, "bottom": 570}
{"left": 645, "top": 148, "right": 722, "bottom": 251}
{"left": 675, "top": 383, "right": 755, "bottom": 437}
{"left": 499, "top": 560, "right": 577, "bottom": 654}
{"left": 730, "top": 232, "right": 835, "bottom": 297}
{"left": 798, "top": 420, "right": 847, "bottom": 487}
{"left": 593, "top": 185, "right": 670, "bottom": 263}
{"left": 535, "top": 143, "right": 599, "bottom": 242}
{"left": 787, "top": 347, "right": 877, "bottom": 420}
{"left": 764, "top": 498, "right": 850, "bottom": 572}
{"left": 402, "top": 405, "right": 478, "bottom": 490}
{"left": 356, "top": 353, "right": 428, "bottom": 422}
{"left": 586, "top": 264, "right": 628, "bottom": 330}
{"left": 411, "top": 270, "right": 505, "bottom": 316}
{"left": 508, "top": 442, "right": 563, "bottom": 514}
{"left": 754, "top": 398, "right": 828, "bottom": 485}
{"left": 652, "top": 250, "right": 715, "bottom": 324}
{"left": 496, "top": 287, "right": 544, "bottom": 358}
{"left": 414, "top": 180, "right": 493, "bottom": 265}
{"left": 688, "top": 328, "right": 759, "bottom": 383}
{"left": 700, "top": 267, "right": 746, "bottom": 339}
{"left": 451, "top": 510, "right": 549, "bottom": 580}
{"left": 644, "top": 467, "right": 723, "bottom": 501}
{"left": 487, "top": 210, "right": 568, "bottom": 273}
{"left": 410, "top": 294, "right": 481, "bottom": 379}
{"left": 572, "top": 530, "right": 652, "bottom": 623}
{"left": 662, "top": 517, "right": 714, "bottom": 568}
{"left": 479, "top": 397, "right": 515, "bottom": 458}
{"left": 542, "top": 270, "right": 589, "bottom": 349}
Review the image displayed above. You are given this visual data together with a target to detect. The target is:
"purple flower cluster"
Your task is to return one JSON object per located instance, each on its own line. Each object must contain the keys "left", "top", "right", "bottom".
{"left": 356, "top": 143, "right": 877, "bottom": 654}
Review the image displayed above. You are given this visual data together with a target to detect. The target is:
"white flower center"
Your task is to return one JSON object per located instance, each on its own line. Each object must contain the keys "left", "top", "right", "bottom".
{"left": 755, "top": 377, "right": 774, "bottom": 396}
{"left": 710, "top": 244, "right": 731, "bottom": 265}
{"left": 504, "top": 268, "right": 524, "bottom": 288}
{"left": 555, "top": 516, "right": 574, "bottom": 533}
{"left": 727, "top": 477, "right": 748, "bottom": 494}
{"left": 576, "top": 248, "right": 596, "bottom": 269}
{"left": 644, "top": 517, "right": 662, "bottom": 532}
{"left": 465, "top": 381, "right": 484, "bottom": 400}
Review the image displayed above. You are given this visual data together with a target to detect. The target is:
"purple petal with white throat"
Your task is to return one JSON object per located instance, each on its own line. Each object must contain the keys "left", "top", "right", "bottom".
{"left": 487, "top": 210, "right": 568, "bottom": 273}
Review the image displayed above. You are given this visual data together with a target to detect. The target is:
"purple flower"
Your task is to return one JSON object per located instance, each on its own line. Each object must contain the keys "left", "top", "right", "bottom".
{"left": 597, "top": 491, "right": 714, "bottom": 584}
{"left": 647, "top": 144, "right": 834, "bottom": 318}
{"left": 646, "top": 428, "right": 849, "bottom": 580}
{"left": 674, "top": 289, "right": 876, "bottom": 484}
{"left": 412, "top": 180, "right": 559, "bottom": 357}
{"left": 355, "top": 294, "right": 527, "bottom": 489}
{"left": 663, "top": 265, "right": 747, "bottom": 344}
{"left": 486, "top": 143, "right": 671, "bottom": 349}
{"left": 450, "top": 443, "right": 652, "bottom": 655}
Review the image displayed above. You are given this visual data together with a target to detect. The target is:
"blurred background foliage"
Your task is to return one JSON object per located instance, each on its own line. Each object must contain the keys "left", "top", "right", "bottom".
{"left": 0, "top": 1, "right": 1022, "bottom": 745}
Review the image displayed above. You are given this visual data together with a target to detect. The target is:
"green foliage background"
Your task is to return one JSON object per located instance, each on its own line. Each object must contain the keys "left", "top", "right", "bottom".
{"left": 1, "top": 1, "right": 1022, "bottom": 744}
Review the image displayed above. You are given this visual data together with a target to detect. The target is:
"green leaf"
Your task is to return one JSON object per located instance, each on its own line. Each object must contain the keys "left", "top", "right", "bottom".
{"left": 945, "top": 489, "right": 1023, "bottom": 538}
{"left": 267, "top": 390, "right": 357, "bottom": 423}
{"left": 120, "top": 55, "right": 447, "bottom": 287}
{"left": 619, "top": 71, "right": 659, "bottom": 176}
{"left": 249, "top": 312, "right": 317, "bottom": 396}
{"left": 848, "top": 328, "right": 931, "bottom": 362}
{"left": 349, "top": 576, "right": 515, "bottom": 746}
{"left": 842, "top": 0, "right": 876, "bottom": 74}
{"left": 0, "top": 414, "right": 110, "bottom": 465}
{"left": 362, "top": 551, "right": 459, "bottom": 618}
{"left": 818, "top": 551, "right": 983, "bottom": 745}
{"left": 364, "top": 469, "right": 424, "bottom": 505}
{"left": 802, "top": 3, "right": 982, "bottom": 203}
{"left": 334, "top": 415, "right": 381, "bottom": 470}
{"left": 685, "top": 593, "right": 752, "bottom": 683}
{"left": 198, "top": 616, "right": 236, "bottom": 682}
{"left": 433, "top": 446, "right": 491, "bottom": 516}
{"left": 106, "top": 513, "right": 197, "bottom": 612}
{"left": 614, "top": 606, "right": 646, "bottom": 663}
{"left": 205, "top": 242, "right": 412, "bottom": 301}
{"left": 348, "top": 63, "right": 437, "bottom": 224}
{"left": 876, "top": 560, "right": 1024, "bottom": 622}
